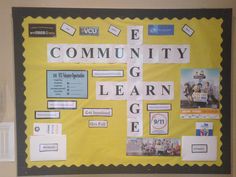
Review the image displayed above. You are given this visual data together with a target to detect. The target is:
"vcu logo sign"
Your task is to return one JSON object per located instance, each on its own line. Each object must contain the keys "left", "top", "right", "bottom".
{"left": 79, "top": 26, "right": 99, "bottom": 36}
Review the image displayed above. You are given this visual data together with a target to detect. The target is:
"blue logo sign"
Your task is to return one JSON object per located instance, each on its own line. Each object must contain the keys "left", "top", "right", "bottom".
{"left": 148, "top": 25, "right": 174, "bottom": 35}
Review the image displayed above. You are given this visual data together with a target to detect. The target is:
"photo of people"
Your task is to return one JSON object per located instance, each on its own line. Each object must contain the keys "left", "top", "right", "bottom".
{"left": 181, "top": 69, "right": 219, "bottom": 109}
{"left": 127, "top": 138, "right": 181, "bottom": 156}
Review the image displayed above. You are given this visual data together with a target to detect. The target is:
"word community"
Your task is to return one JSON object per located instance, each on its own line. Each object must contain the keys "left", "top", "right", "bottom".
{"left": 48, "top": 44, "right": 190, "bottom": 63}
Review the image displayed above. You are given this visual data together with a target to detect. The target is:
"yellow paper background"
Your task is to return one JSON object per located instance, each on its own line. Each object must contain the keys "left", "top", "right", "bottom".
{"left": 22, "top": 17, "right": 223, "bottom": 167}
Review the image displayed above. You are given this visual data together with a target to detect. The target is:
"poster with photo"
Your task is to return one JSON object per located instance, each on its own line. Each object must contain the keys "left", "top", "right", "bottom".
{"left": 127, "top": 138, "right": 181, "bottom": 156}
{"left": 180, "top": 69, "right": 220, "bottom": 119}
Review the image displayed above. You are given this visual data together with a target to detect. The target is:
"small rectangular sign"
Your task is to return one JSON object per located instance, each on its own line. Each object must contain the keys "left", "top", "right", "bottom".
{"left": 80, "top": 26, "right": 99, "bottom": 36}
{"left": 83, "top": 108, "right": 112, "bottom": 117}
{"left": 39, "top": 143, "right": 58, "bottom": 152}
{"left": 29, "top": 24, "right": 56, "bottom": 37}
{"left": 92, "top": 70, "right": 124, "bottom": 77}
{"left": 35, "top": 111, "right": 60, "bottom": 119}
{"left": 192, "top": 144, "right": 208, "bottom": 153}
{"left": 48, "top": 100, "right": 77, "bottom": 109}
{"left": 147, "top": 104, "right": 172, "bottom": 111}
{"left": 192, "top": 92, "right": 208, "bottom": 102}
{"left": 108, "top": 25, "right": 121, "bottom": 36}
{"left": 181, "top": 114, "right": 220, "bottom": 119}
{"left": 60, "top": 23, "right": 76, "bottom": 36}
{"left": 88, "top": 120, "right": 108, "bottom": 128}
{"left": 148, "top": 25, "right": 174, "bottom": 35}
{"left": 182, "top": 24, "right": 194, "bottom": 36}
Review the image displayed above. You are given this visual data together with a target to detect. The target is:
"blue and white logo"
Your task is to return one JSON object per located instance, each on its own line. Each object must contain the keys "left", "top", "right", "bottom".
{"left": 148, "top": 25, "right": 174, "bottom": 35}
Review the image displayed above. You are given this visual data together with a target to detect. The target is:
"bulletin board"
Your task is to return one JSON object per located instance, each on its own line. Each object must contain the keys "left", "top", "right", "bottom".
{"left": 13, "top": 8, "right": 232, "bottom": 176}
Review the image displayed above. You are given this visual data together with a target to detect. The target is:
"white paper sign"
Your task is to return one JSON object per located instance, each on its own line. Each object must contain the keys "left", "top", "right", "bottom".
{"left": 35, "top": 111, "right": 60, "bottom": 119}
{"left": 182, "top": 24, "right": 194, "bottom": 36}
{"left": 127, "top": 26, "right": 143, "bottom": 45}
{"left": 88, "top": 120, "right": 108, "bottom": 128}
{"left": 48, "top": 100, "right": 77, "bottom": 109}
{"left": 127, "top": 118, "right": 143, "bottom": 137}
{"left": 92, "top": 70, "right": 124, "bottom": 77}
{"left": 127, "top": 63, "right": 143, "bottom": 82}
{"left": 147, "top": 104, "right": 172, "bottom": 111}
{"left": 182, "top": 136, "right": 217, "bottom": 161}
{"left": 60, "top": 23, "right": 76, "bottom": 36}
{"left": 33, "top": 123, "right": 62, "bottom": 136}
{"left": 30, "top": 135, "right": 66, "bottom": 161}
{"left": 83, "top": 108, "right": 112, "bottom": 117}
{"left": 127, "top": 101, "right": 143, "bottom": 119}
{"left": 127, "top": 82, "right": 143, "bottom": 101}
{"left": 108, "top": 25, "right": 121, "bottom": 36}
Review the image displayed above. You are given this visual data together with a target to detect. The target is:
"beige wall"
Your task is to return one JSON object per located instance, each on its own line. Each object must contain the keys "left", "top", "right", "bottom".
{"left": 0, "top": 0, "right": 235, "bottom": 177}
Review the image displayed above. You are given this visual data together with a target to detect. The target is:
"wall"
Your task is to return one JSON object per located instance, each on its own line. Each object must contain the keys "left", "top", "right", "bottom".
{"left": 0, "top": 0, "right": 235, "bottom": 177}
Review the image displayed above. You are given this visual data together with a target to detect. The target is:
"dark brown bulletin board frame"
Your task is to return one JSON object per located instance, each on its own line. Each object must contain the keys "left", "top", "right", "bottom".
{"left": 12, "top": 7, "right": 232, "bottom": 176}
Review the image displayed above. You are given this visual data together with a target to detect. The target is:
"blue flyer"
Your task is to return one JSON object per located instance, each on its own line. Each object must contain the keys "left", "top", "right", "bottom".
{"left": 47, "top": 70, "right": 88, "bottom": 98}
